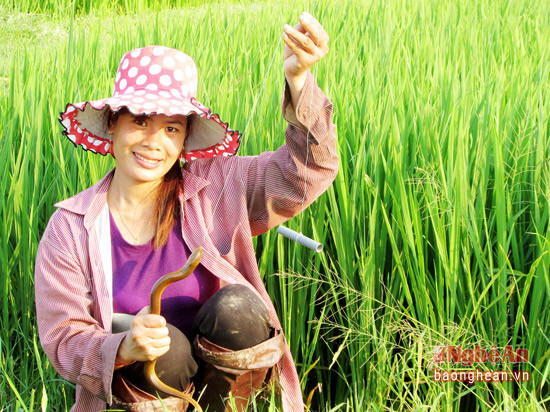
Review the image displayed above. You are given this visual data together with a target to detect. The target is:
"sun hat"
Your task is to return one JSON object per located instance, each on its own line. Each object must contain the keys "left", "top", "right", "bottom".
{"left": 59, "top": 46, "right": 241, "bottom": 162}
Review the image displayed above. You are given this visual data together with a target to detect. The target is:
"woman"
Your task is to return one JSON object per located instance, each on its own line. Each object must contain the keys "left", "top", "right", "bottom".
{"left": 35, "top": 12, "right": 337, "bottom": 412}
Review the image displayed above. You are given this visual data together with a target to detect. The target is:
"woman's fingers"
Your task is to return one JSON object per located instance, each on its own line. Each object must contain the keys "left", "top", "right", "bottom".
{"left": 117, "top": 332, "right": 170, "bottom": 363}
{"left": 134, "top": 334, "right": 171, "bottom": 359}
{"left": 298, "top": 12, "right": 329, "bottom": 48}
{"left": 283, "top": 32, "right": 307, "bottom": 66}
{"left": 132, "top": 315, "right": 169, "bottom": 340}
{"left": 118, "top": 313, "right": 171, "bottom": 361}
{"left": 133, "top": 325, "right": 170, "bottom": 342}
{"left": 284, "top": 24, "right": 317, "bottom": 55}
{"left": 284, "top": 13, "right": 329, "bottom": 54}
{"left": 283, "top": 12, "right": 329, "bottom": 78}
{"left": 140, "top": 313, "right": 166, "bottom": 328}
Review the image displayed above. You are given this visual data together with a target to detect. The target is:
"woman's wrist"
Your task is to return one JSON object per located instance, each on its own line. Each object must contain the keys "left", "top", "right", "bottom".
{"left": 285, "top": 70, "right": 309, "bottom": 110}
{"left": 115, "top": 335, "right": 133, "bottom": 365}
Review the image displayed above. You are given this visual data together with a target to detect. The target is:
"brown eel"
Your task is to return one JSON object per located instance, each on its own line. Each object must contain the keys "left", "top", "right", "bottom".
{"left": 144, "top": 247, "right": 204, "bottom": 412}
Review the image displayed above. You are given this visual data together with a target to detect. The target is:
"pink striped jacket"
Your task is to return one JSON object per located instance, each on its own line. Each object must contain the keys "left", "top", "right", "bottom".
{"left": 35, "top": 72, "right": 338, "bottom": 412}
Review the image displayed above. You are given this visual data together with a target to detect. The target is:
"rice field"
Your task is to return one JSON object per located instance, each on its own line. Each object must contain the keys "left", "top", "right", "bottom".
{"left": 1, "top": 0, "right": 549, "bottom": 410}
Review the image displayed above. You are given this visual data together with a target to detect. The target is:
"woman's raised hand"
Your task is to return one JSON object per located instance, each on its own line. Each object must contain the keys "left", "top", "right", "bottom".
{"left": 282, "top": 12, "right": 329, "bottom": 81}
{"left": 116, "top": 306, "right": 171, "bottom": 364}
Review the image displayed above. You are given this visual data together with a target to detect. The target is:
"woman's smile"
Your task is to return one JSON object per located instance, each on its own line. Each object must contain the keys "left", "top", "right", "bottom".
{"left": 133, "top": 151, "right": 163, "bottom": 168}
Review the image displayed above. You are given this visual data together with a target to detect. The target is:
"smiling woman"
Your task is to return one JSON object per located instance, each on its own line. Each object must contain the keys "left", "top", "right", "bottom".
{"left": 34, "top": 13, "right": 337, "bottom": 412}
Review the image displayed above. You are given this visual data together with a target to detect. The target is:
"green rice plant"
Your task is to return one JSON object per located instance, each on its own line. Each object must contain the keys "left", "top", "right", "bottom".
{"left": 0, "top": 0, "right": 265, "bottom": 16}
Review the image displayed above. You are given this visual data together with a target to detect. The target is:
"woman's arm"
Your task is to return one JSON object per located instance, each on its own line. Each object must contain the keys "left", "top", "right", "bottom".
{"left": 34, "top": 211, "right": 126, "bottom": 403}
{"left": 244, "top": 70, "right": 338, "bottom": 236}
{"left": 242, "top": 12, "right": 336, "bottom": 236}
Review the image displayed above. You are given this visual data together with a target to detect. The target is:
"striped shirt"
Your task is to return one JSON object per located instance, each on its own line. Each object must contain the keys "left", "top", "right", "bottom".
{"left": 34, "top": 71, "right": 338, "bottom": 412}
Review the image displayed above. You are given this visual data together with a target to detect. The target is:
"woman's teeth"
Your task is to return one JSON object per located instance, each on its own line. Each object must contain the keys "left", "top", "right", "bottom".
{"left": 134, "top": 153, "right": 159, "bottom": 164}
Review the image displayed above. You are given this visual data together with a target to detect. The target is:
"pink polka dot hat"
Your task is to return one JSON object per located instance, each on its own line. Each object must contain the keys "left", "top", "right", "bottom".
{"left": 59, "top": 46, "right": 240, "bottom": 162}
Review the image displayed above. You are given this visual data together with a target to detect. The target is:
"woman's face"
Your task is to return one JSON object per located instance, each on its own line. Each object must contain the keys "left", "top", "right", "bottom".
{"left": 109, "top": 111, "right": 188, "bottom": 185}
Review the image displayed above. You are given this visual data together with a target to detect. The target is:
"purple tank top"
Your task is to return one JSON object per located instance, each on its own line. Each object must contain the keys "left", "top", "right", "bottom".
{"left": 110, "top": 212, "right": 219, "bottom": 338}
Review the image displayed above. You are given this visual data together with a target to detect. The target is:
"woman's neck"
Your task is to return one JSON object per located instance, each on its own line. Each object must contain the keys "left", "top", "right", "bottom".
{"left": 107, "top": 169, "right": 160, "bottom": 245}
{"left": 109, "top": 169, "right": 160, "bottom": 209}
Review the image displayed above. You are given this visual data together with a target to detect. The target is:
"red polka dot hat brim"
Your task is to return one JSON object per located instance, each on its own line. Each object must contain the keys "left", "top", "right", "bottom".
{"left": 59, "top": 94, "right": 241, "bottom": 162}
{"left": 58, "top": 46, "right": 241, "bottom": 162}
